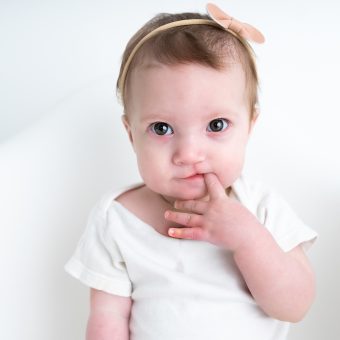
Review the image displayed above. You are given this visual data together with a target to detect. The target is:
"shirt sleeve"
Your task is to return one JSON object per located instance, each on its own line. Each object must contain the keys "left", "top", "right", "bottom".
{"left": 64, "top": 196, "right": 132, "bottom": 297}
{"left": 256, "top": 190, "right": 318, "bottom": 252}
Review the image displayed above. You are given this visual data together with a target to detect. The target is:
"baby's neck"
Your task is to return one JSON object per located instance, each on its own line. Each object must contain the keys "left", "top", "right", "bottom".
{"left": 159, "top": 192, "right": 210, "bottom": 206}
{"left": 116, "top": 185, "right": 183, "bottom": 237}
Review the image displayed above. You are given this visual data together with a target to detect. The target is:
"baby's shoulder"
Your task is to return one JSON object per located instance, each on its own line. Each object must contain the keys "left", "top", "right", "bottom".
{"left": 231, "top": 176, "right": 287, "bottom": 215}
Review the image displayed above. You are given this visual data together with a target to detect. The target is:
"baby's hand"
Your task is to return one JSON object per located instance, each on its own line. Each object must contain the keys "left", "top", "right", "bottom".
{"left": 165, "top": 173, "right": 260, "bottom": 251}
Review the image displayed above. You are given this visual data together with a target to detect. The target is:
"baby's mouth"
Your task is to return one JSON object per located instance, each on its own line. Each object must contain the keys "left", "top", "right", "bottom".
{"left": 183, "top": 173, "right": 204, "bottom": 180}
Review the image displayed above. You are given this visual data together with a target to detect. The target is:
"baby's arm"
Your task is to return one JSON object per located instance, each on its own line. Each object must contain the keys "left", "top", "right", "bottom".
{"left": 86, "top": 288, "right": 131, "bottom": 340}
{"left": 233, "top": 235, "right": 315, "bottom": 322}
{"left": 165, "top": 173, "right": 315, "bottom": 322}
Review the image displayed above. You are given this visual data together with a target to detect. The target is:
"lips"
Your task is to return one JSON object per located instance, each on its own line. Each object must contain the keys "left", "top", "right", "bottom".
{"left": 184, "top": 173, "right": 204, "bottom": 180}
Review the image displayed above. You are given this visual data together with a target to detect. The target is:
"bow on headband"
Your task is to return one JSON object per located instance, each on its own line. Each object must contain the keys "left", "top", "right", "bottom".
{"left": 206, "top": 3, "right": 265, "bottom": 43}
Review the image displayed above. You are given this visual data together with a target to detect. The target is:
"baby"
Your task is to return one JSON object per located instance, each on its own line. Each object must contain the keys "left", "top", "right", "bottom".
{"left": 65, "top": 4, "right": 317, "bottom": 340}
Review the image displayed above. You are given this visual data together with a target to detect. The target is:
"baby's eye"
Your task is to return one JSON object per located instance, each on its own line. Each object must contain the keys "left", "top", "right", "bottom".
{"left": 150, "top": 122, "right": 174, "bottom": 135}
{"left": 207, "top": 118, "right": 230, "bottom": 132}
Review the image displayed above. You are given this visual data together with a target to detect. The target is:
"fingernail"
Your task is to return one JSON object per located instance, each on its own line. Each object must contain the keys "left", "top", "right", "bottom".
{"left": 169, "top": 228, "right": 175, "bottom": 236}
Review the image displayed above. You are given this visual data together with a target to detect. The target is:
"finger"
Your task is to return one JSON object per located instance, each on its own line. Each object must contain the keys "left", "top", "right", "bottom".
{"left": 204, "top": 173, "right": 226, "bottom": 200}
{"left": 168, "top": 227, "right": 206, "bottom": 241}
{"left": 174, "top": 199, "right": 208, "bottom": 214}
{"left": 164, "top": 210, "right": 203, "bottom": 227}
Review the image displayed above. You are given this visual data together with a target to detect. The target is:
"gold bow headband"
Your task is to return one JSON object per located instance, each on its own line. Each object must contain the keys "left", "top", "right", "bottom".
{"left": 206, "top": 3, "right": 265, "bottom": 43}
{"left": 118, "top": 3, "right": 265, "bottom": 102}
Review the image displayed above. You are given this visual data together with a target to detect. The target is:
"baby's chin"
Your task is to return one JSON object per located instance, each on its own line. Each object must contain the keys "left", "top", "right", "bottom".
{"left": 170, "top": 188, "right": 209, "bottom": 202}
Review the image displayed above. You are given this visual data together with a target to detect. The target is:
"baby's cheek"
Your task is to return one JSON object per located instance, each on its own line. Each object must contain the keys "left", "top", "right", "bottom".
{"left": 218, "top": 163, "right": 243, "bottom": 189}
{"left": 137, "top": 160, "right": 167, "bottom": 192}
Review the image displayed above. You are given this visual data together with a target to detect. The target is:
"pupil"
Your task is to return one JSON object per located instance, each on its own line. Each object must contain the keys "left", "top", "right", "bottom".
{"left": 210, "top": 119, "right": 223, "bottom": 131}
{"left": 155, "top": 123, "right": 167, "bottom": 135}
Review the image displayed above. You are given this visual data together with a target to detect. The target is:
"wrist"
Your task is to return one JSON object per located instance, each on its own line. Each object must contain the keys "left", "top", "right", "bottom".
{"left": 231, "top": 218, "right": 269, "bottom": 255}
{"left": 231, "top": 213, "right": 264, "bottom": 253}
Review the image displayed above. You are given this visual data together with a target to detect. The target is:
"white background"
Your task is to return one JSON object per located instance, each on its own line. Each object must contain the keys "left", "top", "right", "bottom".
{"left": 0, "top": 0, "right": 339, "bottom": 339}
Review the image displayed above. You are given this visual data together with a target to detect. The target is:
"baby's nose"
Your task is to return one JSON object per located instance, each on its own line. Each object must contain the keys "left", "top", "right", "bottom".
{"left": 172, "top": 137, "right": 205, "bottom": 166}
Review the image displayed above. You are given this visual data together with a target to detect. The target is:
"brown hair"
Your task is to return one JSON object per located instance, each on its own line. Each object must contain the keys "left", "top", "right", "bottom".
{"left": 116, "top": 12, "right": 259, "bottom": 117}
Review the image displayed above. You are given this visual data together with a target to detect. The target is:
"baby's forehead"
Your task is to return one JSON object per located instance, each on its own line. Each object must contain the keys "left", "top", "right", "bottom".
{"left": 128, "top": 60, "right": 247, "bottom": 96}
{"left": 126, "top": 62, "right": 249, "bottom": 119}
{"left": 127, "top": 67, "right": 251, "bottom": 113}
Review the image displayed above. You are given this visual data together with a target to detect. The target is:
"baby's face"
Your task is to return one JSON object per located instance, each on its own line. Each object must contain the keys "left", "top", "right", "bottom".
{"left": 124, "top": 62, "right": 256, "bottom": 201}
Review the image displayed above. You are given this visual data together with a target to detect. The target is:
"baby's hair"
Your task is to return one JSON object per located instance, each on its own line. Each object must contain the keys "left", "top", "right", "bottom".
{"left": 116, "top": 11, "right": 259, "bottom": 117}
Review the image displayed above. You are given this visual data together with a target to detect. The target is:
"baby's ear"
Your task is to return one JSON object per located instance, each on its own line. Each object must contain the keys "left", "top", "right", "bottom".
{"left": 121, "top": 114, "right": 134, "bottom": 145}
{"left": 249, "top": 106, "right": 260, "bottom": 133}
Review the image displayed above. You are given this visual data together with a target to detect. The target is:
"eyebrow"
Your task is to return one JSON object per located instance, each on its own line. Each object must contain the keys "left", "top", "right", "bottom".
{"left": 139, "top": 111, "right": 174, "bottom": 124}
{"left": 139, "top": 108, "right": 241, "bottom": 124}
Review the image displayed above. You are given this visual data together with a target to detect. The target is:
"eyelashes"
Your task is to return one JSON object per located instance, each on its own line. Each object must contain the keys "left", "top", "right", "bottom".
{"left": 149, "top": 118, "right": 230, "bottom": 136}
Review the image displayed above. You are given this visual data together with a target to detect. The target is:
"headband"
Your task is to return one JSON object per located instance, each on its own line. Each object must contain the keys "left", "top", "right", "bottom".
{"left": 118, "top": 3, "right": 265, "bottom": 102}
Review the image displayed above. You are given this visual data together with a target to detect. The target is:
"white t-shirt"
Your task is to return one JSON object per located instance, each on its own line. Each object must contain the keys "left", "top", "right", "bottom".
{"left": 65, "top": 176, "right": 317, "bottom": 340}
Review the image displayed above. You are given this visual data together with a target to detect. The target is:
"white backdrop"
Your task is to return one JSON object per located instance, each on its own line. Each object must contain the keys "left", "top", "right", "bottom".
{"left": 0, "top": 0, "right": 339, "bottom": 339}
